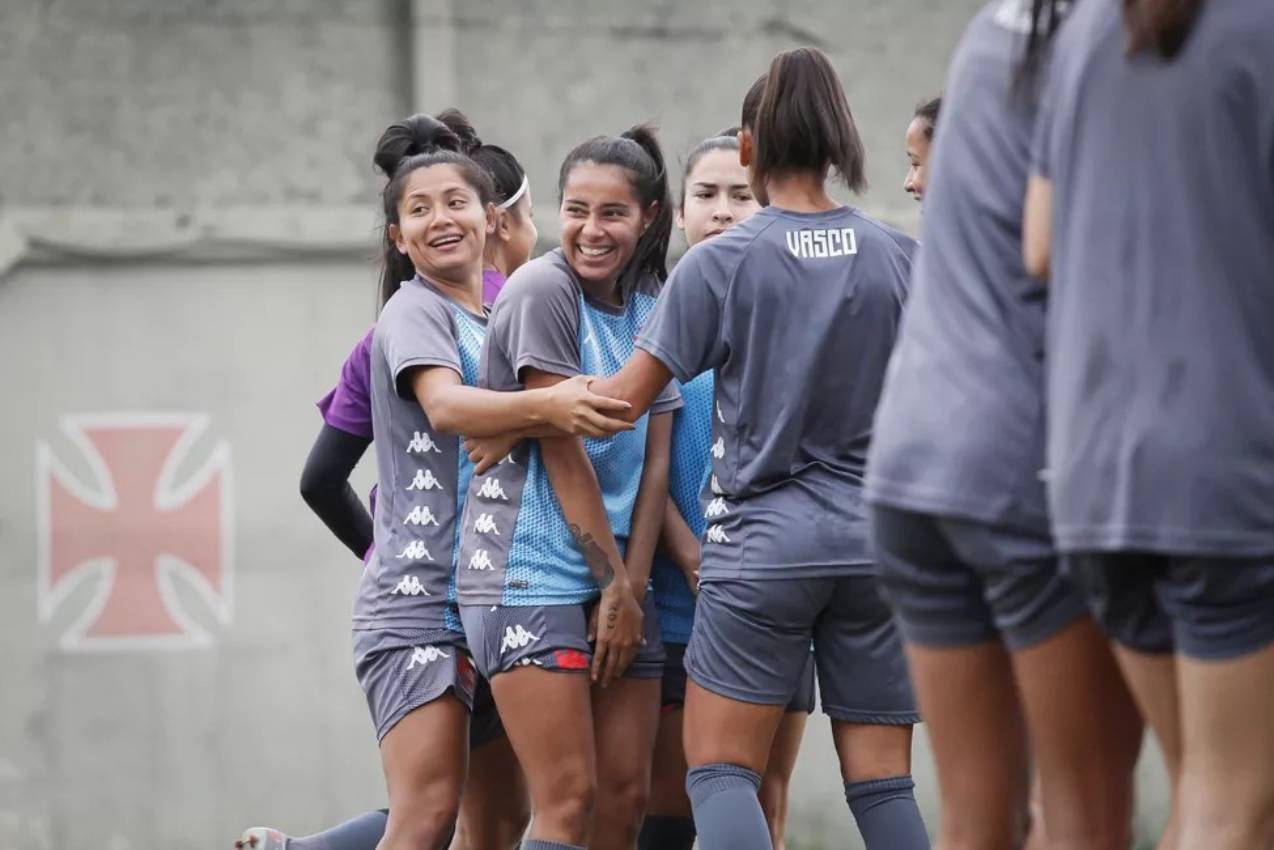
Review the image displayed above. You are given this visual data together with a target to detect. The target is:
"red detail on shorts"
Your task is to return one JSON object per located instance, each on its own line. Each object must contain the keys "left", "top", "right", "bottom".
{"left": 553, "top": 649, "right": 590, "bottom": 670}
{"left": 457, "top": 654, "right": 478, "bottom": 692}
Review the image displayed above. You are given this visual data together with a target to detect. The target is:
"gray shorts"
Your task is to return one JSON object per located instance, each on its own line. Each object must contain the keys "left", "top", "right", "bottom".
{"left": 353, "top": 629, "right": 476, "bottom": 742}
{"left": 871, "top": 505, "right": 1087, "bottom": 651}
{"left": 1063, "top": 552, "right": 1274, "bottom": 660}
{"left": 459, "top": 593, "right": 665, "bottom": 680}
{"left": 661, "top": 642, "right": 815, "bottom": 714}
{"left": 686, "top": 576, "right": 918, "bottom": 725}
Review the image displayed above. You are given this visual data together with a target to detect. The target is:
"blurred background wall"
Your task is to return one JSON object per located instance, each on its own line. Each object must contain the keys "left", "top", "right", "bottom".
{"left": 0, "top": 2, "right": 1167, "bottom": 847}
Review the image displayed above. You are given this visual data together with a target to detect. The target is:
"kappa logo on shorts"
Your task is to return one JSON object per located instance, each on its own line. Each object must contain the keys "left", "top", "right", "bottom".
{"left": 500, "top": 624, "right": 540, "bottom": 653}
{"left": 391, "top": 574, "right": 431, "bottom": 596}
{"left": 711, "top": 438, "right": 725, "bottom": 459}
{"left": 473, "top": 513, "right": 500, "bottom": 536}
{"left": 36, "top": 413, "right": 233, "bottom": 651}
{"left": 706, "top": 524, "right": 731, "bottom": 544}
{"left": 705, "top": 497, "right": 729, "bottom": 518}
{"left": 406, "top": 469, "right": 444, "bottom": 492}
{"left": 406, "top": 644, "right": 451, "bottom": 670}
{"left": 396, "top": 540, "right": 434, "bottom": 561}
{"left": 403, "top": 505, "right": 440, "bottom": 526}
{"left": 477, "top": 478, "right": 508, "bottom": 500}
{"left": 406, "top": 432, "right": 441, "bottom": 454}
{"left": 467, "top": 549, "right": 495, "bottom": 571}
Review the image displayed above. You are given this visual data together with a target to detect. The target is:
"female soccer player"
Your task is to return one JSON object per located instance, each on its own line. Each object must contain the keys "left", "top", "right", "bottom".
{"left": 1025, "top": 1, "right": 1274, "bottom": 848}
{"left": 640, "top": 128, "right": 814, "bottom": 850}
{"left": 867, "top": 3, "right": 1143, "bottom": 850}
{"left": 454, "top": 125, "right": 681, "bottom": 850}
{"left": 477, "top": 49, "right": 930, "bottom": 850}
{"left": 903, "top": 96, "right": 940, "bottom": 202}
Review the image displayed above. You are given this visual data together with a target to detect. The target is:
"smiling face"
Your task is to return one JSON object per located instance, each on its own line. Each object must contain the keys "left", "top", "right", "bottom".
{"left": 389, "top": 163, "right": 493, "bottom": 284}
{"left": 903, "top": 116, "right": 933, "bottom": 202}
{"left": 677, "top": 148, "right": 760, "bottom": 247}
{"left": 558, "top": 162, "right": 653, "bottom": 287}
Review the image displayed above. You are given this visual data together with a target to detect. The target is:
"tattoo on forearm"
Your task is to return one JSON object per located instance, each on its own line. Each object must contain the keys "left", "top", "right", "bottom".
{"left": 568, "top": 522, "right": 616, "bottom": 591}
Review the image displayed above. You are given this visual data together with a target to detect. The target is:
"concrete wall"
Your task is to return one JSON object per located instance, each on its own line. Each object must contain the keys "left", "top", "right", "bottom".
{"left": 0, "top": 2, "right": 1171, "bottom": 848}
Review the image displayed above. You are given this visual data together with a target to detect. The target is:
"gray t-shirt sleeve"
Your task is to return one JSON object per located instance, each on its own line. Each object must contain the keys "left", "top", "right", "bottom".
{"left": 495, "top": 259, "right": 581, "bottom": 383}
{"left": 379, "top": 291, "right": 462, "bottom": 400}
{"left": 1030, "top": 67, "right": 1059, "bottom": 180}
{"left": 650, "top": 376, "right": 683, "bottom": 414}
{"left": 635, "top": 245, "right": 729, "bottom": 383}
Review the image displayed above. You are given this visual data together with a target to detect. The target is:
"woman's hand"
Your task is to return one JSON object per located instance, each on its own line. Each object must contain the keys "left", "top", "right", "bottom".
{"left": 589, "top": 583, "right": 644, "bottom": 687}
{"left": 539, "top": 375, "right": 634, "bottom": 438}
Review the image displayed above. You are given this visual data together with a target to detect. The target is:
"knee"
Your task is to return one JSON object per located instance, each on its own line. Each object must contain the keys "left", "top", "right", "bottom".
{"left": 385, "top": 801, "right": 460, "bottom": 850}
{"left": 598, "top": 771, "right": 651, "bottom": 828}
{"left": 536, "top": 770, "right": 596, "bottom": 838}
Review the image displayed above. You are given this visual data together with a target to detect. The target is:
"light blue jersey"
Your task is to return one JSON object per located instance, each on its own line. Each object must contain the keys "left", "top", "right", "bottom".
{"left": 457, "top": 251, "right": 682, "bottom": 606}
{"left": 652, "top": 371, "right": 714, "bottom": 644}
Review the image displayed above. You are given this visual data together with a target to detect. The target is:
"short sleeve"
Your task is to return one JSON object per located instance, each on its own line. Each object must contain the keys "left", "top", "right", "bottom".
{"left": 650, "top": 380, "right": 683, "bottom": 415}
{"left": 377, "top": 289, "right": 462, "bottom": 400}
{"left": 316, "top": 327, "right": 375, "bottom": 438}
{"left": 486, "top": 254, "right": 581, "bottom": 387}
{"left": 1030, "top": 57, "right": 1061, "bottom": 180}
{"left": 634, "top": 245, "right": 728, "bottom": 383}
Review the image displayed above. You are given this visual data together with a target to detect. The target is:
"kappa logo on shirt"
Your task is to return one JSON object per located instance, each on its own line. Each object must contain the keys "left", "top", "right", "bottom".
{"left": 396, "top": 540, "right": 434, "bottom": 561}
{"left": 784, "top": 227, "right": 858, "bottom": 259}
{"left": 391, "top": 574, "right": 431, "bottom": 596}
{"left": 705, "top": 497, "right": 729, "bottom": 518}
{"left": 473, "top": 513, "right": 501, "bottom": 536}
{"left": 711, "top": 438, "right": 725, "bottom": 459}
{"left": 710, "top": 475, "right": 723, "bottom": 495}
{"left": 706, "top": 524, "right": 731, "bottom": 544}
{"left": 406, "top": 468, "right": 444, "bottom": 492}
{"left": 403, "top": 505, "right": 440, "bottom": 526}
{"left": 406, "top": 644, "right": 450, "bottom": 670}
{"left": 406, "top": 432, "right": 441, "bottom": 454}
{"left": 500, "top": 624, "right": 540, "bottom": 654}
{"left": 468, "top": 549, "right": 495, "bottom": 571}
{"left": 716, "top": 402, "right": 725, "bottom": 423}
{"left": 477, "top": 478, "right": 509, "bottom": 500}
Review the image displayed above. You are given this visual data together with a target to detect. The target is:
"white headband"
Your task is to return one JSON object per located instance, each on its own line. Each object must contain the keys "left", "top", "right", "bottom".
{"left": 496, "top": 176, "right": 529, "bottom": 211}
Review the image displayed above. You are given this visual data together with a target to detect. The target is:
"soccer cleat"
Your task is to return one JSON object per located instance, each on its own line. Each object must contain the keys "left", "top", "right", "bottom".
{"left": 234, "top": 827, "right": 287, "bottom": 850}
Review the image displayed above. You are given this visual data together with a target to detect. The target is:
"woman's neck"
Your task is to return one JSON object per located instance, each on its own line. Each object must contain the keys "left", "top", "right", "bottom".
{"left": 765, "top": 171, "right": 839, "bottom": 213}
{"left": 483, "top": 247, "right": 511, "bottom": 279}
{"left": 579, "top": 272, "right": 623, "bottom": 307}
{"left": 423, "top": 265, "right": 485, "bottom": 315}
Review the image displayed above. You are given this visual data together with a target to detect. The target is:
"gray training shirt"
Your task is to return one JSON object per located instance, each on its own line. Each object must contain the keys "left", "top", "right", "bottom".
{"left": 355, "top": 277, "right": 487, "bottom": 632}
{"left": 1035, "top": 0, "right": 1274, "bottom": 556}
{"left": 636, "top": 205, "right": 915, "bottom": 579}
{"left": 868, "top": 0, "right": 1059, "bottom": 533}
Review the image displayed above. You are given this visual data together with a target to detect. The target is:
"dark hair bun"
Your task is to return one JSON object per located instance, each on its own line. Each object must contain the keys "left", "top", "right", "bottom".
{"left": 436, "top": 108, "right": 483, "bottom": 156}
{"left": 373, "top": 113, "right": 463, "bottom": 177}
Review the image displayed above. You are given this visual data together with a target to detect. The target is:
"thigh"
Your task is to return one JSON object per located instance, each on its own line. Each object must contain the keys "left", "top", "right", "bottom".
{"left": 685, "top": 578, "right": 821, "bottom": 707}
{"left": 1011, "top": 616, "right": 1142, "bottom": 846}
{"left": 815, "top": 576, "right": 920, "bottom": 725}
{"left": 490, "top": 665, "right": 595, "bottom": 811}
{"left": 901, "top": 641, "right": 1029, "bottom": 845}
{"left": 592, "top": 674, "right": 662, "bottom": 788}
{"left": 461, "top": 728, "right": 530, "bottom": 850}
{"left": 870, "top": 504, "right": 998, "bottom": 648}
{"left": 683, "top": 678, "right": 786, "bottom": 773}
{"left": 379, "top": 692, "right": 470, "bottom": 819}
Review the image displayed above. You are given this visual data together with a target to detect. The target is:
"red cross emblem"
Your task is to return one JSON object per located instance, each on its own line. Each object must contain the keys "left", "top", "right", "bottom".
{"left": 36, "top": 414, "right": 233, "bottom": 650}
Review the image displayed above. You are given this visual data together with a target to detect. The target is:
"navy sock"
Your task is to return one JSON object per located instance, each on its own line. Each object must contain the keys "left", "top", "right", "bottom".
{"left": 686, "top": 763, "right": 772, "bottom": 850}
{"left": 844, "top": 775, "right": 931, "bottom": 850}
{"left": 288, "top": 809, "right": 389, "bottom": 850}
{"left": 638, "top": 814, "right": 697, "bottom": 850}
{"left": 520, "top": 840, "right": 586, "bottom": 850}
